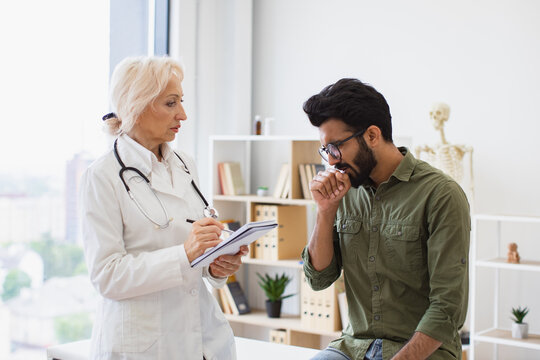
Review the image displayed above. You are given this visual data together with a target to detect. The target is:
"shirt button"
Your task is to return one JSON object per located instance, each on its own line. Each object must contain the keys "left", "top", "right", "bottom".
{"left": 372, "top": 226, "right": 378, "bottom": 232}
{"left": 373, "top": 285, "right": 380, "bottom": 291}
{"left": 342, "top": 224, "right": 347, "bottom": 229}
{"left": 369, "top": 256, "right": 375, "bottom": 262}
{"left": 190, "top": 289, "right": 198, "bottom": 296}
{"left": 461, "top": 258, "right": 466, "bottom": 264}
{"left": 397, "top": 230, "right": 402, "bottom": 236}
{"left": 376, "top": 196, "right": 381, "bottom": 201}
{"left": 374, "top": 315, "right": 381, "bottom": 321}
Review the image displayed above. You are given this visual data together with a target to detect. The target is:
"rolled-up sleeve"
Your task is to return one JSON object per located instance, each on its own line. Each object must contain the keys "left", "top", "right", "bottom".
{"left": 415, "top": 181, "right": 470, "bottom": 344}
{"left": 302, "top": 226, "right": 343, "bottom": 291}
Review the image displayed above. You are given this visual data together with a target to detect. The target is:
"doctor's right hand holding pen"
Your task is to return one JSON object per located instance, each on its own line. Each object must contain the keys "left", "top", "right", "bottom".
{"left": 185, "top": 217, "right": 249, "bottom": 278}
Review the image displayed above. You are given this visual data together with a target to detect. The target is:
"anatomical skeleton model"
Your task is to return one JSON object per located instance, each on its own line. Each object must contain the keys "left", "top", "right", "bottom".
{"left": 415, "top": 103, "right": 474, "bottom": 196}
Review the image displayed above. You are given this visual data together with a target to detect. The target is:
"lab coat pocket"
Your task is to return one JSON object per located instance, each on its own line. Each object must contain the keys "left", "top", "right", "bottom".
{"left": 382, "top": 224, "right": 424, "bottom": 270}
{"left": 114, "top": 293, "right": 160, "bottom": 353}
{"left": 336, "top": 219, "right": 362, "bottom": 263}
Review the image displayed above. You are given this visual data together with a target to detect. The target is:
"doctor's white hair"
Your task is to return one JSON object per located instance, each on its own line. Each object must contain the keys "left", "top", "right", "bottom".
{"left": 104, "top": 56, "right": 184, "bottom": 135}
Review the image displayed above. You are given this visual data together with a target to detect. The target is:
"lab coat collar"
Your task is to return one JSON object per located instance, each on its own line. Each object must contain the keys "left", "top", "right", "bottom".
{"left": 116, "top": 134, "right": 153, "bottom": 177}
{"left": 116, "top": 134, "right": 190, "bottom": 199}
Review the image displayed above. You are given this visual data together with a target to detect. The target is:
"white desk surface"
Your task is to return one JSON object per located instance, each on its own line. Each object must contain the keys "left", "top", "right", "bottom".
{"left": 46, "top": 337, "right": 319, "bottom": 360}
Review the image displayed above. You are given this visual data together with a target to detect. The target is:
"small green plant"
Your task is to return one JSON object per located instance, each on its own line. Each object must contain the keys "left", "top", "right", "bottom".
{"left": 511, "top": 306, "right": 529, "bottom": 324}
{"left": 256, "top": 272, "right": 295, "bottom": 302}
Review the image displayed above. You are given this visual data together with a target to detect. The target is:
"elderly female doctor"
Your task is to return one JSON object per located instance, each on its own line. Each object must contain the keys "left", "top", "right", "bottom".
{"left": 79, "top": 56, "right": 248, "bottom": 360}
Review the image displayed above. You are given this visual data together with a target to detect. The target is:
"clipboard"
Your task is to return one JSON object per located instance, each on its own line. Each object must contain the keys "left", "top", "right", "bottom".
{"left": 190, "top": 220, "right": 278, "bottom": 268}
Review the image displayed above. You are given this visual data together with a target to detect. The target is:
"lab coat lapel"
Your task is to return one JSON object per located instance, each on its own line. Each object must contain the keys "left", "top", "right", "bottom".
{"left": 150, "top": 156, "right": 190, "bottom": 200}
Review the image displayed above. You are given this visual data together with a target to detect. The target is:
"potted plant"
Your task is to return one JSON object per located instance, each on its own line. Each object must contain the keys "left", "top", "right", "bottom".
{"left": 256, "top": 272, "right": 295, "bottom": 318}
{"left": 511, "top": 306, "right": 529, "bottom": 339}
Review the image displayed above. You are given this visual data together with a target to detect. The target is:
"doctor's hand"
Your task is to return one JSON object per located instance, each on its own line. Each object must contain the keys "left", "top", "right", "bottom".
{"left": 185, "top": 217, "right": 226, "bottom": 263}
{"left": 310, "top": 168, "right": 351, "bottom": 214}
{"left": 209, "top": 245, "right": 249, "bottom": 278}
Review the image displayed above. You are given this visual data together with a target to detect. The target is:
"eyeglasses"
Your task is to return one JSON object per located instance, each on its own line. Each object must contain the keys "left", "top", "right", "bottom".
{"left": 318, "top": 129, "right": 366, "bottom": 162}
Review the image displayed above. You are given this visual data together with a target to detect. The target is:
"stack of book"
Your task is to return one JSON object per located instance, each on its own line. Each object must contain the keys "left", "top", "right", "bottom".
{"left": 298, "top": 163, "right": 325, "bottom": 199}
{"left": 217, "top": 276, "right": 251, "bottom": 316}
{"left": 300, "top": 273, "right": 342, "bottom": 332}
{"left": 217, "top": 162, "right": 246, "bottom": 195}
{"left": 251, "top": 204, "right": 307, "bottom": 261}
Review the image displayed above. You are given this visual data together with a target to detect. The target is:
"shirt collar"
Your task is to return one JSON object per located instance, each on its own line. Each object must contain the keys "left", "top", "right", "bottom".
{"left": 390, "top": 147, "right": 416, "bottom": 182}
{"left": 116, "top": 134, "right": 174, "bottom": 176}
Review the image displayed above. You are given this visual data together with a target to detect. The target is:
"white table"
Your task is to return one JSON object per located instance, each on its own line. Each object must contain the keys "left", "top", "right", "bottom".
{"left": 46, "top": 337, "right": 319, "bottom": 360}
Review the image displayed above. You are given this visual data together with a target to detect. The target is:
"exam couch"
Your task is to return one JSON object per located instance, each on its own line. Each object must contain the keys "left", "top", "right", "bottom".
{"left": 46, "top": 337, "right": 319, "bottom": 360}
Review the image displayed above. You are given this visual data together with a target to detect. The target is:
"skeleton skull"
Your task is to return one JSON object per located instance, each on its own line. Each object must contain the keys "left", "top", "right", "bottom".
{"left": 429, "top": 102, "right": 450, "bottom": 131}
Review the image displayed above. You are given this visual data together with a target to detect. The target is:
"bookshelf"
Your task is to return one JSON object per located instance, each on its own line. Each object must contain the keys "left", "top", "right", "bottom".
{"left": 469, "top": 214, "right": 540, "bottom": 359}
{"left": 209, "top": 135, "right": 340, "bottom": 349}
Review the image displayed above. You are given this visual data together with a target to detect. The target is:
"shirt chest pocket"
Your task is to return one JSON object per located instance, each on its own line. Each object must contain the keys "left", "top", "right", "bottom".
{"left": 336, "top": 219, "right": 362, "bottom": 263}
{"left": 382, "top": 224, "right": 425, "bottom": 270}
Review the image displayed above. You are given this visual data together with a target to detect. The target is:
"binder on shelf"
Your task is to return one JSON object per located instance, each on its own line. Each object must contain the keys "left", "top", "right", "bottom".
{"left": 251, "top": 204, "right": 307, "bottom": 261}
{"left": 337, "top": 292, "right": 349, "bottom": 330}
{"left": 300, "top": 273, "right": 341, "bottom": 332}
{"left": 301, "top": 273, "right": 314, "bottom": 329}
{"left": 269, "top": 329, "right": 289, "bottom": 345}
{"left": 262, "top": 205, "right": 273, "bottom": 260}
{"left": 252, "top": 207, "right": 263, "bottom": 259}
{"left": 335, "top": 275, "right": 349, "bottom": 330}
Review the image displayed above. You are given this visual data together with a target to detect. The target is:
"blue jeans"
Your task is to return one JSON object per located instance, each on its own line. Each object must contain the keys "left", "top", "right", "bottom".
{"left": 310, "top": 339, "right": 383, "bottom": 360}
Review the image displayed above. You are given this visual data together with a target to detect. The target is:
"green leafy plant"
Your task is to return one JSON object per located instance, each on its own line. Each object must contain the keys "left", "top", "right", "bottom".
{"left": 511, "top": 306, "right": 529, "bottom": 324}
{"left": 256, "top": 272, "right": 295, "bottom": 302}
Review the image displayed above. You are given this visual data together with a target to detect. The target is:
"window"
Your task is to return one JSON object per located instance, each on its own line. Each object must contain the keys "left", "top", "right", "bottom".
{"left": 0, "top": 1, "right": 169, "bottom": 358}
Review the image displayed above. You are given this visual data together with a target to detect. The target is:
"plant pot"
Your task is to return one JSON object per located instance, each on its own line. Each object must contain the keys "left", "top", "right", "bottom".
{"left": 512, "top": 322, "right": 529, "bottom": 339}
{"left": 265, "top": 300, "right": 282, "bottom": 318}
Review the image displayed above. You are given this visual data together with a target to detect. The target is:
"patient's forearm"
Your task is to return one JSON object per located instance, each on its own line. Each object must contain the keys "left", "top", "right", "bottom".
{"left": 391, "top": 332, "right": 442, "bottom": 360}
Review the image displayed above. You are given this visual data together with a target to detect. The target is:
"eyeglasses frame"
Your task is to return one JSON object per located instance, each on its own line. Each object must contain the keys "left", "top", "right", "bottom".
{"left": 318, "top": 128, "right": 366, "bottom": 162}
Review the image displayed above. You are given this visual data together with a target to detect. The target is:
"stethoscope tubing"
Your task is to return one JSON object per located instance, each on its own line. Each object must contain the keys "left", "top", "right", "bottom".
{"left": 113, "top": 138, "right": 216, "bottom": 229}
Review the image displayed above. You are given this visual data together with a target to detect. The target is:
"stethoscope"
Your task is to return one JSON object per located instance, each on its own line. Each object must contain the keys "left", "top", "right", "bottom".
{"left": 113, "top": 138, "right": 218, "bottom": 229}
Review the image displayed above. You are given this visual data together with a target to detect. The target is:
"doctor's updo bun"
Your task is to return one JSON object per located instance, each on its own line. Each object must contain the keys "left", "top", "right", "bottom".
{"left": 102, "top": 113, "right": 122, "bottom": 135}
{"left": 105, "top": 56, "right": 184, "bottom": 136}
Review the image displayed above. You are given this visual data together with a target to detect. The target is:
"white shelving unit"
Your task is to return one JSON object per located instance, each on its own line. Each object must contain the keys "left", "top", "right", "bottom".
{"left": 208, "top": 135, "right": 340, "bottom": 349}
{"left": 470, "top": 214, "right": 540, "bottom": 359}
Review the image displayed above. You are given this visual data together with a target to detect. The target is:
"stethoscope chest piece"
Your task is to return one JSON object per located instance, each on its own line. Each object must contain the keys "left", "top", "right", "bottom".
{"left": 203, "top": 207, "right": 219, "bottom": 219}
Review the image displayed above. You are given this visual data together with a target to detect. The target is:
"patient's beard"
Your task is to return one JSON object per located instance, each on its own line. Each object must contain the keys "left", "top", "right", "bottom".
{"left": 336, "top": 138, "right": 377, "bottom": 188}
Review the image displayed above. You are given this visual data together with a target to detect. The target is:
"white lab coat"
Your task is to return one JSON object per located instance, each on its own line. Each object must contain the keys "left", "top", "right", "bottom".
{"left": 79, "top": 134, "right": 236, "bottom": 360}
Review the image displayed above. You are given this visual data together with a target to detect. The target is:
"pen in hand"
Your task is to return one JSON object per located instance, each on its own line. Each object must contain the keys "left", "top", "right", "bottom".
{"left": 186, "top": 219, "right": 234, "bottom": 234}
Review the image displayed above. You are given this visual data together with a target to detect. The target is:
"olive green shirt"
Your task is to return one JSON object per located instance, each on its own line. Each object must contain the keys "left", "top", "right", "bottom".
{"left": 302, "top": 148, "right": 470, "bottom": 360}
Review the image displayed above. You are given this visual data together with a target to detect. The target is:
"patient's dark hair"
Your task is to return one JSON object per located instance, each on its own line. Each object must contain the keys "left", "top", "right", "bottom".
{"left": 303, "top": 78, "right": 393, "bottom": 142}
